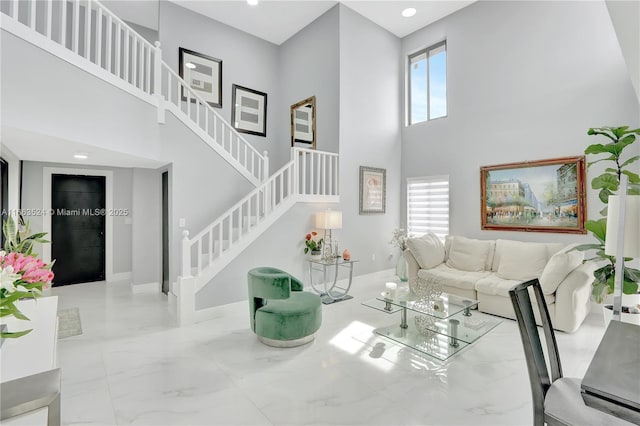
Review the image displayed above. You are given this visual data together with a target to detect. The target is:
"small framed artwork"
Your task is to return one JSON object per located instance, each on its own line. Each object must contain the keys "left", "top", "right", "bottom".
{"left": 291, "top": 96, "right": 316, "bottom": 149}
{"left": 359, "top": 166, "right": 386, "bottom": 214}
{"left": 480, "top": 156, "right": 587, "bottom": 234}
{"left": 179, "top": 47, "right": 222, "bottom": 108}
{"left": 231, "top": 84, "right": 267, "bottom": 137}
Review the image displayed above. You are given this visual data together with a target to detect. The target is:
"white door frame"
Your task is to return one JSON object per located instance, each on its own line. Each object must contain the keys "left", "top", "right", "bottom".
{"left": 42, "top": 167, "right": 114, "bottom": 282}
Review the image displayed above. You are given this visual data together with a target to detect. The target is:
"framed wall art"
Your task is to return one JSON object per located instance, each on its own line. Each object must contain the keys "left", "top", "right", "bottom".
{"left": 359, "top": 166, "right": 386, "bottom": 214}
{"left": 290, "top": 96, "right": 316, "bottom": 149}
{"left": 231, "top": 84, "right": 267, "bottom": 137}
{"left": 179, "top": 47, "right": 222, "bottom": 108}
{"left": 480, "top": 156, "right": 587, "bottom": 234}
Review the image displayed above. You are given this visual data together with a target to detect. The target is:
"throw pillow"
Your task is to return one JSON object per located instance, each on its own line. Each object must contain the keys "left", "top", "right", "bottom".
{"left": 406, "top": 233, "right": 445, "bottom": 269}
{"left": 539, "top": 249, "right": 584, "bottom": 295}
{"left": 446, "top": 236, "right": 491, "bottom": 272}
{"left": 496, "top": 241, "right": 548, "bottom": 281}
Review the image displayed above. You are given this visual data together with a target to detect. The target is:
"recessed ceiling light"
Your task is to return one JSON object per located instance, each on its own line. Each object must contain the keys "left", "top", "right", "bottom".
{"left": 73, "top": 153, "right": 88, "bottom": 160}
{"left": 185, "top": 62, "right": 196, "bottom": 69}
{"left": 247, "top": 0, "right": 258, "bottom": 5}
{"left": 402, "top": 8, "right": 416, "bottom": 18}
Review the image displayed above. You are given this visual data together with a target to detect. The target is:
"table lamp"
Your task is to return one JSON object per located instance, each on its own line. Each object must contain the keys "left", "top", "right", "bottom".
{"left": 604, "top": 174, "right": 640, "bottom": 321}
{"left": 316, "top": 209, "right": 342, "bottom": 260}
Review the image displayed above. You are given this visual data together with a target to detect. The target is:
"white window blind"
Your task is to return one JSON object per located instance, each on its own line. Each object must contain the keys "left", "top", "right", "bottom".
{"left": 407, "top": 175, "right": 450, "bottom": 240}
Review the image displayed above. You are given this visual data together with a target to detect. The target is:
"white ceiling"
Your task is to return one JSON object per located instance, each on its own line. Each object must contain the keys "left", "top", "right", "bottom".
{"left": 100, "top": 1, "right": 474, "bottom": 45}
{"left": 167, "top": 1, "right": 474, "bottom": 45}
{"left": 1, "top": 128, "right": 167, "bottom": 169}
{"left": 342, "top": 1, "right": 475, "bottom": 39}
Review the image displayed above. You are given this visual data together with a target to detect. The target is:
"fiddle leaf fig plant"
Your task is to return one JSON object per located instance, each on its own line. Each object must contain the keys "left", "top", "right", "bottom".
{"left": 573, "top": 126, "right": 640, "bottom": 303}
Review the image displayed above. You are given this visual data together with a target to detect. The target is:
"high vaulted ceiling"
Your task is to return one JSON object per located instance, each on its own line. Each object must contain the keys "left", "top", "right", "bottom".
{"left": 107, "top": 1, "right": 475, "bottom": 45}
{"left": 170, "top": 1, "right": 474, "bottom": 44}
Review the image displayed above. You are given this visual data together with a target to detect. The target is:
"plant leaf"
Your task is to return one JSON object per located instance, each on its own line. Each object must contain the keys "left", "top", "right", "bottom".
{"left": 592, "top": 282, "right": 610, "bottom": 303}
{"left": 623, "top": 279, "right": 639, "bottom": 295}
{"left": 620, "top": 155, "right": 640, "bottom": 168}
{"left": 0, "top": 329, "right": 33, "bottom": 339}
{"left": 585, "top": 218, "right": 607, "bottom": 242}
{"left": 571, "top": 243, "right": 603, "bottom": 252}
{"left": 599, "top": 188, "right": 613, "bottom": 204}
{"left": 587, "top": 128, "right": 617, "bottom": 143}
{"left": 585, "top": 143, "right": 615, "bottom": 155}
{"left": 587, "top": 157, "right": 617, "bottom": 168}
{"left": 592, "top": 173, "right": 619, "bottom": 191}
{"left": 622, "top": 170, "right": 640, "bottom": 184}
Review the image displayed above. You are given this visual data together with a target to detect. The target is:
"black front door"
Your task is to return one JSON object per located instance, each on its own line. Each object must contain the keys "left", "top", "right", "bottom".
{"left": 51, "top": 174, "right": 106, "bottom": 286}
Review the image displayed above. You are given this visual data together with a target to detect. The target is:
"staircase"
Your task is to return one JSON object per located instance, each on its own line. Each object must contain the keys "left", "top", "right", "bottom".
{"left": 1, "top": 0, "right": 340, "bottom": 325}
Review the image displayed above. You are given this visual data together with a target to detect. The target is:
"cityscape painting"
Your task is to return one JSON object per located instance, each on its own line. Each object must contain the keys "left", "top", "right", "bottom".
{"left": 480, "top": 156, "right": 587, "bottom": 234}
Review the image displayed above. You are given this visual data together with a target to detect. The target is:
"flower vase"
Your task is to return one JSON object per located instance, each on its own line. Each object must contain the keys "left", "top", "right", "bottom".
{"left": 396, "top": 255, "right": 409, "bottom": 282}
{"left": 310, "top": 250, "right": 322, "bottom": 261}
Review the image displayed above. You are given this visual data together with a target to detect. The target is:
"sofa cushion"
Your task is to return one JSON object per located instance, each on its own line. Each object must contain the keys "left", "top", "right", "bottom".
{"left": 406, "top": 232, "right": 445, "bottom": 269}
{"left": 418, "top": 264, "right": 491, "bottom": 291}
{"left": 475, "top": 274, "right": 556, "bottom": 305}
{"left": 446, "top": 236, "right": 493, "bottom": 272}
{"left": 492, "top": 240, "right": 563, "bottom": 272}
{"left": 496, "top": 240, "right": 548, "bottom": 281}
{"left": 539, "top": 246, "right": 584, "bottom": 295}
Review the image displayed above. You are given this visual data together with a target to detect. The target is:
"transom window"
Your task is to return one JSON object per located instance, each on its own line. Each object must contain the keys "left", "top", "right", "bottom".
{"left": 408, "top": 41, "right": 447, "bottom": 125}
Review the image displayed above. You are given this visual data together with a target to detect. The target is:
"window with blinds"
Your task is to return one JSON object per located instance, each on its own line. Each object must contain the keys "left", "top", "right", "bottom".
{"left": 407, "top": 176, "right": 450, "bottom": 240}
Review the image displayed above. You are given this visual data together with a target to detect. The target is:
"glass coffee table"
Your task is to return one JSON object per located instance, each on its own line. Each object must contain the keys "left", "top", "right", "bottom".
{"left": 362, "top": 292, "right": 502, "bottom": 361}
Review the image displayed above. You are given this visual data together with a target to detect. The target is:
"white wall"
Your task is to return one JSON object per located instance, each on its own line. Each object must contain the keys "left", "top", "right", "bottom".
{"left": 339, "top": 5, "right": 403, "bottom": 275}
{"left": 132, "top": 168, "right": 162, "bottom": 288}
{"left": 20, "top": 161, "right": 133, "bottom": 276}
{"left": 158, "top": 113, "right": 254, "bottom": 287}
{"left": 606, "top": 0, "right": 640, "bottom": 104}
{"left": 0, "top": 30, "right": 161, "bottom": 161}
{"left": 276, "top": 5, "right": 340, "bottom": 171}
{"left": 401, "top": 0, "right": 640, "bottom": 245}
{"left": 159, "top": 1, "right": 280, "bottom": 171}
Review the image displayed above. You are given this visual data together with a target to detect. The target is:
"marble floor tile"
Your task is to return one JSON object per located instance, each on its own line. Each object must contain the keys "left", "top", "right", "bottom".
{"left": 50, "top": 274, "right": 606, "bottom": 425}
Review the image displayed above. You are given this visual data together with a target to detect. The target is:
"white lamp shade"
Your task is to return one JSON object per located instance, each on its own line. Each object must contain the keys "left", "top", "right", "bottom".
{"left": 315, "top": 210, "right": 342, "bottom": 229}
{"left": 605, "top": 195, "right": 640, "bottom": 258}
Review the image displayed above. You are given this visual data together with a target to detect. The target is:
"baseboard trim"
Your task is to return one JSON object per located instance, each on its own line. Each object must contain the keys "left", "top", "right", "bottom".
{"left": 132, "top": 282, "right": 160, "bottom": 293}
{"left": 108, "top": 272, "right": 132, "bottom": 282}
{"left": 192, "top": 268, "right": 398, "bottom": 325}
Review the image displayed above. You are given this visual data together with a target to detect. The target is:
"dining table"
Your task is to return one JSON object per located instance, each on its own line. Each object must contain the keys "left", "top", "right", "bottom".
{"left": 580, "top": 319, "right": 640, "bottom": 424}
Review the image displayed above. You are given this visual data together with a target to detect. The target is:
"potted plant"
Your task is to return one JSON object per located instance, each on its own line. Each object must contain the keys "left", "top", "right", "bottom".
{"left": 574, "top": 126, "right": 640, "bottom": 323}
{"left": 304, "top": 231, "right": 323, "bottom": 260}
{"left": 390, "top": 228, "right": 409, "bottom": 282}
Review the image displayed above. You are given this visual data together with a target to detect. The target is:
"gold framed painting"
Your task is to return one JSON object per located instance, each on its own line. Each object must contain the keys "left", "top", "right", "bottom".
{"left": 480, "top": 156, "right": 587, "bottom": 234}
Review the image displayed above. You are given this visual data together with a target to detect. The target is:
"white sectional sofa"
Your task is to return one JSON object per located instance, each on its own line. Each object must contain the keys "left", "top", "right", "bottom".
{"left": 403, "top": 234, "right": 597, "bottom": 332}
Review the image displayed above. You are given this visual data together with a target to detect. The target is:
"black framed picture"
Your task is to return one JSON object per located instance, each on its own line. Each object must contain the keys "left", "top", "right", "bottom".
{"left": 231, "top": 84, "right": 267, "bottom": 137}
{"left": 178, "top": 47, "right": 222, "bottom": 108}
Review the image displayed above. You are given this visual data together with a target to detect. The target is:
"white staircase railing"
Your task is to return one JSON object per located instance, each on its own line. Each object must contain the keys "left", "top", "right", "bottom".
{"left": 182, "top": 147, "right": 339, "bottom": 292}
{"left": 0, "top": 0, "right": 267, "bottom": 185}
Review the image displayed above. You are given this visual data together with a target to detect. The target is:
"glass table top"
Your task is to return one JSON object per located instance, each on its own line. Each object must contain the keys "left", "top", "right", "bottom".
{"left": 307, "top": 257, "right": 359, "bottom": 266}
{"left": 374, "top": 292, "right": 479, "bottom": 319}
{"left": 362, "top": 292, "right": 503, "bottom": 361}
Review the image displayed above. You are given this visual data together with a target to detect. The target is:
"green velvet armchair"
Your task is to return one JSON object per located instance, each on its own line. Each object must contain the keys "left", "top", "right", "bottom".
{"left": 248, "top": 267, "right": 322, "bottom": 347}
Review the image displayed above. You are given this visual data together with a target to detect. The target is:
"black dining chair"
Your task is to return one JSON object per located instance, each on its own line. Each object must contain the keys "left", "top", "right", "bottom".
{"left": 509, "top": 279, "right": 632, "bottom": 425}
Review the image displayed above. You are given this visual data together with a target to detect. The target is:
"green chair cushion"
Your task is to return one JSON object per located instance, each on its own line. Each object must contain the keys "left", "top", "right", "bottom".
{"left": 255, "top": 292, "right": 322, "bottom": 341}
